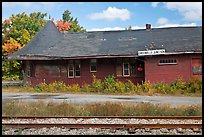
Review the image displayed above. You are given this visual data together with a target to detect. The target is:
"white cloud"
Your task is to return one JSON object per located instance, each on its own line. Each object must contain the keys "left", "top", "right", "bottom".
{"left": 151, "top": 2, "right": 160, "bottom": 8}
{"left": 164, "top": 2, "right": 202, "bottom": 21}
{"left": 88, "top": 7, "right": 131, "bottom": 21}
{"left": 157, "top": 17, "right": 169, "bottom": 25}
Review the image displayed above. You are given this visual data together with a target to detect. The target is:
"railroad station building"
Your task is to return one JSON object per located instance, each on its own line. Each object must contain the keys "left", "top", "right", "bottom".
{"left": 6, "top": 21, "right": 202, "bottom": 86}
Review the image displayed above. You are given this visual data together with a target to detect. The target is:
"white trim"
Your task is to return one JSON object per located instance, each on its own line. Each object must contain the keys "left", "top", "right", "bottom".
{"left": 68, "top": 64, "right": 74, "bottom": 78}
{"left": 123, "top": 63, "right": 130, "bottom": 76}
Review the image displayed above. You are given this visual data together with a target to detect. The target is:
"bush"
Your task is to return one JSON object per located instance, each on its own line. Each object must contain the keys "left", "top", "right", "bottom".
{"left": 154, "top": 81, "right": 171, "bottom": 94}
{"left": 186, "top": 78, "right": 202, "bottom": 94}
{"left": 115, "top": 81, "right": 127, "bottom": 93}
{"left": 142, "top": 81, "right": 152, "bottom": 93}
{"left": 103, "top": 74, "right": 116, "bottom": 93}
{"left": 91, "top": 74, "right": 104, "bottom": 92}
{"left": 67, "top": 84, "right": 80, "bottom": 92}
{"left": 34, "top": 81, "right": 67, "bottom": 92}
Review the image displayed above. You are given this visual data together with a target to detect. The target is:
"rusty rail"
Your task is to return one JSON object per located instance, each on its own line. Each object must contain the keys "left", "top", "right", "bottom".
{"left": 2, "top": 123, "right": 202, "bottom": 129}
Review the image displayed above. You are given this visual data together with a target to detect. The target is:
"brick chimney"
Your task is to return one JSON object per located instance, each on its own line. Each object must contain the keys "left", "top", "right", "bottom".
{"left": 146, "top": 24, "right": 151, "bottom": 31}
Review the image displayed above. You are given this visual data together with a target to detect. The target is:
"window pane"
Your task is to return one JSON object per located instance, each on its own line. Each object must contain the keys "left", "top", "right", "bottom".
{"left": 123, "top": 63, "right": 129, "bottom": 76}
{"left": 75, "top": 64, "right": 80, "bottom": 76}
{"left": 124, "top": 70, "right": 129, "bottom": 75}
{"left": 192, "top": 66, "right": 202, "bottom": 75}
{"left": 90, "top": 64, "right": 97, "bottom": 72}
{"left": 75, "top": 71, "right": 80, "bottom": 77}
{"left": 124, "top": 63, "right": 129, "bottom": 69}
{"left": 75, "top": 64, "right": 80, "bottom": 71}
{"left": 69, "top": 71, "right": 74, "bottom": 77}
{"left": 68, "top": 64, "right": 74, "bottom": 77}
{"left": 69, "top": 64, "right": 74, "bottom": 71}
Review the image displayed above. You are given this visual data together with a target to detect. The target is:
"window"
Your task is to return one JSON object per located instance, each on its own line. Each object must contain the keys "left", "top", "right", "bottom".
{"left": 192, "top": 66, "right": 202, "bottom": 75}
{"left": 75, "top": 63, "right": 80, "bottom": 77}
{"left": 68, "top": 60, "right": 81, "bottom": 78}
{"left": 130, "top": 64, "right": 136, "bottom": 76}
{"left": 123, "top": 63, "right": 130, "bottom": 76}
{"left": 90, "top": 59, "right": 97, "bottom": 72}
{"left": 26, "top": 61, "right": 33, "bottom": 77}
{"left": 192, "top": 58, "right": 202, "bottom": 75}
{"left": 68, "top": 64, "right": 74, "bottom": 78}
{"left": 159, "top": 59, "right": 177, "bottom": 65}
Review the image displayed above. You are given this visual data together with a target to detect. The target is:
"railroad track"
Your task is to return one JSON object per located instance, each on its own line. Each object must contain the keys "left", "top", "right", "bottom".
{"left": 2, "top": 116, "right": 202, "bottom": 130}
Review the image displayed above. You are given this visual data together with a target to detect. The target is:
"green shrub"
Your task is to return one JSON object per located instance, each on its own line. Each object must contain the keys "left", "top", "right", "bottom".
{"left": 67, "top": 84, "right": 80, "bottom": 92}
{"left": 91, "top": 74, "right": 104, "bottom": 92}
{"left": 125, "top": 80, "right": 137, "bottom": 93}
{"left": 34, "top": 81, "right": 67, "bottom": 92}
{"left": 186, "top": 78, "right": 202, "bottom": 94}
{"left": 115, "top": 81, "right": 127, "bottom": 93}
{"left": 142, "top": 80, "right": 152, "bottom": 93}
{"left": 34, "top": 83, "right": 49, "bottom": 92}
{"left": 154, "top": 81, "right": 171, "bottom": 94}
{"left": 103, "top": 74, "right": 116, "bottom": 93}
{"left": 135, "top": 83, "right": 143, "bottom": 93}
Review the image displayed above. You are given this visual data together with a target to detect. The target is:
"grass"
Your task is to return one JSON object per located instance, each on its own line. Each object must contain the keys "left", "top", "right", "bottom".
{"left": 2, "top": 100, "right": 202, "bottom": 116}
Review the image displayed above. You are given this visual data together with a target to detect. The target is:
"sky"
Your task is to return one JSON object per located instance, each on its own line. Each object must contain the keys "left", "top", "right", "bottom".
{"left": 2, "top": 2, "right": 202, "bottom": 31}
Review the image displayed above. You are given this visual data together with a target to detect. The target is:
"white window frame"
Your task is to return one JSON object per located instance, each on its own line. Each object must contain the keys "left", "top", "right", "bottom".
{"left": 123, "top": 63, "right": 130, "bottom": 76}
{"left": 68, "top": 64, "right": 74, "bottom": 78}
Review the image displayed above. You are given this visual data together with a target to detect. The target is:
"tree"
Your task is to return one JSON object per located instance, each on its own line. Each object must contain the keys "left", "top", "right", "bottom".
{"left": 54, "top": 10, "right": 86, "bottom": 32}
{"left": 125, "top": 25, "right": 132, "bottom": 30}
{"left": 2, "top": 12, "right": 47, "bottom": 80}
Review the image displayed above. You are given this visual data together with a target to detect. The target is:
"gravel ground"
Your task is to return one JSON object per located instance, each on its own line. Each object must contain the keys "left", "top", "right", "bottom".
{"left": 2, "top": 127, "right": 202, "bottom": 135}
{"left": 2, "top": 118, "right": 202, "bottom": 124}
{"left": 2, "top": 118, "right": 202, "bottom": 135}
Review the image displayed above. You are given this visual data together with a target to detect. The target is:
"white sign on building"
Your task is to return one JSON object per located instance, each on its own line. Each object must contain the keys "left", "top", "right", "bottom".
{"left": 138, "top": 49, "right": 165, "bottom": 56}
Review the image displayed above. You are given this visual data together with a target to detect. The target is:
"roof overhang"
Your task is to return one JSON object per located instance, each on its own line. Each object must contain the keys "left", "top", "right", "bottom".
{"left": 5, "top": 51, "right": 202, "bottom": 61}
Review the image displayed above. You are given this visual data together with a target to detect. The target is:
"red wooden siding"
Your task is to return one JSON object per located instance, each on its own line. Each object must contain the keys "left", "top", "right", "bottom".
{"left": 145, "top": 54, "right": 202, "bottom": 84}
{"left": 25, "top": 58, "right": 145, "bottom": 86}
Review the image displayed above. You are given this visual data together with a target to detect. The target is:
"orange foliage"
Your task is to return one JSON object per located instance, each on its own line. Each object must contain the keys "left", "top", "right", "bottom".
{"left": 52, "top": 19, "right": 71, "bottom": 32}
{"left": 2, "top": 38, "right": 22, "bottom": 56}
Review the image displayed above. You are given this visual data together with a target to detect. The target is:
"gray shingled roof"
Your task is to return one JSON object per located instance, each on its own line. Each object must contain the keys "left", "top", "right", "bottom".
{"left": 7, "top": 20, "right": 202, "bottom": 60}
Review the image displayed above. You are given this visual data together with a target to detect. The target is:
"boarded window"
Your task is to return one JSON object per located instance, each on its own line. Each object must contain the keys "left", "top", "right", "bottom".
{"left": 192, "top": 58, "right": 202, "bottom": 75}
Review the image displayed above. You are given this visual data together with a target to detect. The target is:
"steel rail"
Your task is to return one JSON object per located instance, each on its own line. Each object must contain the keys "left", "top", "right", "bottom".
{"left": 2, "top": 123, "right": 202, "bottom": 129}
{"left": 2, "top": 116, "right": 202, "bottom": 120}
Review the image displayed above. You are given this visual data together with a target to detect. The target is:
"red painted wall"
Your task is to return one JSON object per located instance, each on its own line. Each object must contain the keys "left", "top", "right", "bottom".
{"left": 26, "top": 58, "right": 145, "bottom": 86}
{"left": 145, "top": 53, "right": 202, "bottom": 84}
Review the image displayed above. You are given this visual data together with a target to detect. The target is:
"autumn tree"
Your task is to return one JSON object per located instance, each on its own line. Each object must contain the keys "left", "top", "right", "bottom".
{"left": 2, "top": 12, "right": 47, "bottom": 80}
{"left": 54, "top": 10, "right": 86, "bottom": 32}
